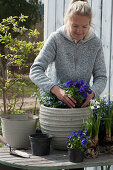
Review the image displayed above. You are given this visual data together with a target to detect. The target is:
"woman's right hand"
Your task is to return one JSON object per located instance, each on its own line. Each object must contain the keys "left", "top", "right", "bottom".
{"left": 50, "top": 85, "right": 76, "bottom": 108}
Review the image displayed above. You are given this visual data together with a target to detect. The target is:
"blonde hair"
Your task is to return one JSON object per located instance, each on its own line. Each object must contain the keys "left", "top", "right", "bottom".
{"left": 64, "top": 0, "right": 92, "bottom": 26}
{"left": 71, "top": 0, "right": 88, "bottom": 4}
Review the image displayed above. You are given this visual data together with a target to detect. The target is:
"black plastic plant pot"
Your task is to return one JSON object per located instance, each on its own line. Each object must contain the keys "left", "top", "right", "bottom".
{"left": 29, "top": 133, "right": 52, "bottom": 156}
{"left": 68, "top": 148, "right": 84, "bottom": 163}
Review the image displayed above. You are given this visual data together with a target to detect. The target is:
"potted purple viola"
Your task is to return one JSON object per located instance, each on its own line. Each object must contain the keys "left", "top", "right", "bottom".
{"left": 67, "top": 130, "right": 91, "bottom": 163}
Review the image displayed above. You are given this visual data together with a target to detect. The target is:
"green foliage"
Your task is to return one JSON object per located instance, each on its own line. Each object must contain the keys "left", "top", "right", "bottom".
{"left": 0, "top": 15, "right": 43, "bottom": 114}
{"left": 85, "top": 95, "right": 113, "bottom": 142}
{"left": 86, "top": 108, "right": 101, "bottom": 140}
{"left": 84, "top": 99, "right": 102, "bottom": 141}
{"left": 99, "top": 94, "right": 113, "bottom": 140}
{"left": 0, "top": 74, "right": 37, "bottom": 98}
{"left": 0, "top": 15, "right": 44, "bottom": 65}
{"left": 0, "top": 0, "right": 43, "bottom": 28}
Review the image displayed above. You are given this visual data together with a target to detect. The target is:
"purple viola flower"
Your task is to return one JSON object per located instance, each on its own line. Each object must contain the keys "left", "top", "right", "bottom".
{"left": 88, "top": 89, "right": 92, "bottom": 94}
{"left": 67, "top": 135, "right": 71, "bottom": 143}
{"left": 83, "top": 92, "right": 87, "bottom": 99}
{"left": 81, "top": 137, "right": 87, "bottom": 146}
{"left": 85, "top": 130, "right": 89, "bottom": 137}
{"left": 77, "top": 130, "right": 83, "bottom": 137}
{"left": 83, "top": 82, "right": 92, "bottom": 94}
{"left": 83, "top": 82, "right": 88, "bottom": 89}
{"left": 72, "top": 131, "right": 77, "bottom": 138}
{"left": 74, "top": 82, "right": 81, "bottom": 88}
{"left": 73, "top": 82, "right": 77, "bottom": 86}
{"left": 79, "top": 80, "right": 84, "bottom": 86}
{"left": 73, "top": 131, "right": 77, "bottom": 134}
{"left": 78, "top": 88, "right": 85, "bottom": 94}
{"left": 67, "top": 135, "right": 71, "bottom": 140}
{"left": 85, "top": 88, "right": 92, "bottom": 94}
{"left": 74, "top": 80, "right": 84, "bottom": 88}
{"left": 66, "top": 80, "right": 74, "bottom": 87}
{"left": 72, "top": 133, "right": 77, "bottom": 139}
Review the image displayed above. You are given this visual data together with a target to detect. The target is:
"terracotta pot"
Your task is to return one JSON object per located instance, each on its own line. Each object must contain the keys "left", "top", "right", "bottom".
{"left": 68, "top": 148, "right": 84, "bottom": 163}
{"left": 39, "top": 105, "right": 90, "bottom": 150}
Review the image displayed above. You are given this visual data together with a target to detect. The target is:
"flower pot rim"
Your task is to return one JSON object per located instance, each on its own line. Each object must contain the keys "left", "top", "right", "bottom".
{"left": 29, "top": 133, "right": 52, "bottom": 140}
{"left": 0, "top": 114, "right": 38, "bottom": 121}
{"left": 68, "top": 147, "right": 82, "bottom": 151}
{"left": 1, "top": 114, "right": 38, "bottom": 149}
{"left": 40, "top": 104, "right": 89, "bottom": 111}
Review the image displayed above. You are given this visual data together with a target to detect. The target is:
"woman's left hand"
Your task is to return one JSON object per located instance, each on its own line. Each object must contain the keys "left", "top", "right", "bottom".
{"left": 81, "top": 91, "right": 95, "bottom": 108}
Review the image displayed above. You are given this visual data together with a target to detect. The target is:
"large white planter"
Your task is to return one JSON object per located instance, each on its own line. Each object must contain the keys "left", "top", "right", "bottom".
{"left": 0, "top": 114, "right": 38, "bottom": 149}
{"left": 39, "top": 105, "right": 90, "bottom": 150}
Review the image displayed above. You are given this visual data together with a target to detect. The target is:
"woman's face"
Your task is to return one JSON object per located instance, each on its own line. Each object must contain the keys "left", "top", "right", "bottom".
{"left": 69, "top": 14, "right": 90, "bottom": 42}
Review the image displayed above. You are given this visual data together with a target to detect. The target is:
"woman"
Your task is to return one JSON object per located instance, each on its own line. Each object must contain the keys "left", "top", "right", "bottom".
{"left": 29, "top": 0, "right": 107, "bottom": 108}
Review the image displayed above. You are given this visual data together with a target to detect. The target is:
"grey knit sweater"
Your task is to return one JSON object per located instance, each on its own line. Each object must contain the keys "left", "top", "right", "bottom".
{"left": 29, "top": 26, "right": 107, "bottom": 97}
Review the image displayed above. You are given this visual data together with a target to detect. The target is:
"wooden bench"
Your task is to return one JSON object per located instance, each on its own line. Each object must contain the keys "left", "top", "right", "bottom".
{"left": 0, "top": 146, "right": 112, "bottom": 170}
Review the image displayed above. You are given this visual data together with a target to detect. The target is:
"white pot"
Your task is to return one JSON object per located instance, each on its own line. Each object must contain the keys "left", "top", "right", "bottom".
{"left": 0, "top": 114, "right": 38, "bottom": 149}
{"left": 39, "top": 105, "right": 90, "bottom": 150}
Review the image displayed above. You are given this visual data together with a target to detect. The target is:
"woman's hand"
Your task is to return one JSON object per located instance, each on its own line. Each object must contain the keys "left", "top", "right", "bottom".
{"left": 50, "top": 85, "right": 77, "bottom": 108}
{"left": 81, "top": 91, "right": 95, "bottom": 108}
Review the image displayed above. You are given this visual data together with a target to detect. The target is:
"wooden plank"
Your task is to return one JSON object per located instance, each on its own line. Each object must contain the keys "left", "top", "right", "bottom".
{"left": 64, "top": 0, "right": 70, "bottom": 16}
{"left": 44, "top": 0, "right": 48, "bottom": 41}
{"left": 88, "top": 0, "right": 92, "bottom": 7}
{"left": 91, "top": 0, "right": 102, "bottom": 38}
{"left": 46, "top": 0, "right": 56, "bottom": 38}
{"left": 101, "top": 0, "right": 112, "bottom": 97}
{"left": 110, "top": 1, "right": 113, "bottom": 96}
{"left": 56, "top": 0, "right": 65, "bottom": 29}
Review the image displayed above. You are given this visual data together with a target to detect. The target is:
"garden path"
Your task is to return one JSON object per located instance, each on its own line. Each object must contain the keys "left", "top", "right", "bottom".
{"left": 0, "top": 97, "right": 40, "bottom": 111}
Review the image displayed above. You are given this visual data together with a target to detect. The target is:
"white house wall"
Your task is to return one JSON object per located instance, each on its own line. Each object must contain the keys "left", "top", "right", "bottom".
{"left": 101, "top": 0, "right": 112, "bottom": 97}
{"left": 110, "top": 0, "right": 113, "bottom": 98}
{"left": 44, "top": 0, "right": 113, "bottom": 98}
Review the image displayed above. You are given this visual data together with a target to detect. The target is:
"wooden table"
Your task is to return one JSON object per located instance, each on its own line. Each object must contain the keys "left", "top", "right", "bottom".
{"left": 0, "top": 147, "right": 112, "bottom": 170}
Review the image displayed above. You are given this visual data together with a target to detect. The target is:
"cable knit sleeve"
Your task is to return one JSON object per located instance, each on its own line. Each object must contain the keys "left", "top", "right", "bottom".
{"left": 29, "top": 32, "right": 57, "bottom": 92}
{"left": 91, "top": 43, "right": 107, "bottom": 97}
